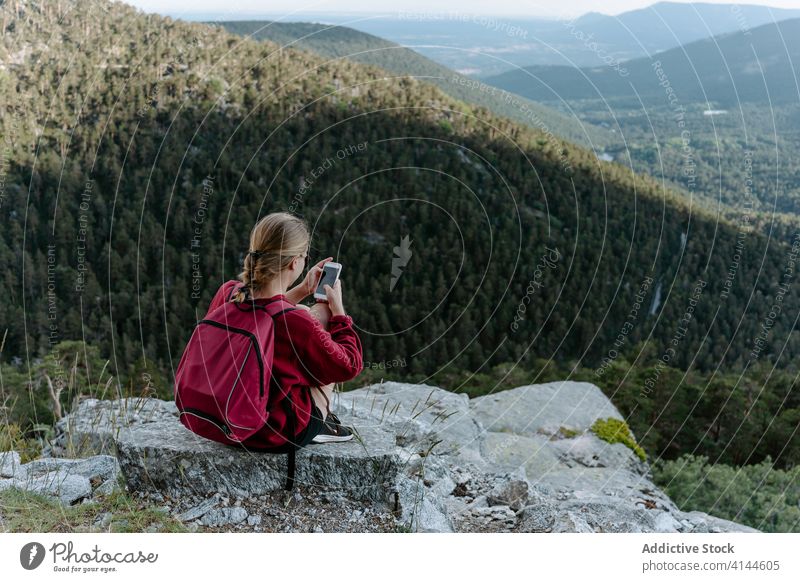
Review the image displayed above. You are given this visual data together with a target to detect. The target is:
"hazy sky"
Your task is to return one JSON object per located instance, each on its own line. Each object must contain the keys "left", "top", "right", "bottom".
{"left": 123, "top": 0, "right": 800, "bottom": 19}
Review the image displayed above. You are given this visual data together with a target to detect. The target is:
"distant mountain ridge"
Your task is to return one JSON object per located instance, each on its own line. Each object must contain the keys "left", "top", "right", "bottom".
{"left": 213, "top": 20, "right": 612, "bottom": 149}
{"left": 484, "top": 16, "right": 800, "bottom": 105}
{"left": 570, "top": 1, "right": 800, "bottom": 56}
{"left": 233, "top": 2, "right": 800, "bottom": 74}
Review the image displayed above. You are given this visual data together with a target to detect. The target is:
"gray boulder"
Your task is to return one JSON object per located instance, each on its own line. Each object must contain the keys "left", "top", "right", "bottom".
{"left": 471, "top": 381, "right": 622, "bottom": 436}
{"left": 115, "top": 410, "right": 399, "bottom": 503}
{"left": 480, "top": 431, "right": 562, "bottom": 480}
{"left": 548, "top": 433, "right": 649, "bottom": 476}
{"left": 46, "top": 396, "right": 400, "bottom": 503}
{"left": 0, "top": 471, "right": 92, "bottom": 505}
{"left": 46, "top": 397, "right": 178, "bottom": 458}
{"left": 376, "top": 382, "right": 756, "bottom": 532}
{"left": 653, "top": 511, "right": 684, "bottom": 533}
{"left": 0, "top": 453, "right": 121, "bottom": 505}
{"left": 681, "top": 510, "right": 760, "bottom": 533}
{"left": 333, "top": 382, "right": 484, "bottom": 460}
{"left": 23, "top": 455, "right": 120, "bottom": 483}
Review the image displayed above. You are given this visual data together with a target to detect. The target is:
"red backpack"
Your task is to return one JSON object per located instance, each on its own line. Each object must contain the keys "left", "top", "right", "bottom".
{"left": 174, "top": 288, "right": 300, "bottom": 489}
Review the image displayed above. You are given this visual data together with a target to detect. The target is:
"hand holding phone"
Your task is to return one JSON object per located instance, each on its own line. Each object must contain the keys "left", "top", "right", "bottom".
{"left": 323, "top": 279, "right": 345, "bottom": 317}
{"left": 313, "top": 262, "right": 342, "bottom": 301}
{"left": 302, "top": 256, "right": 332, "bottom": 298}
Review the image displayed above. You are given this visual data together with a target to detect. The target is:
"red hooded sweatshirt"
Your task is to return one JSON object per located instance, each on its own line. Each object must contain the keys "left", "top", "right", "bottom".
{"left": 203, "top": 280, "right": 363, "bottom": 448}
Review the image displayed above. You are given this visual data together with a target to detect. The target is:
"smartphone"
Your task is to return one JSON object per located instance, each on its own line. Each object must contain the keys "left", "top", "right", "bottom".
{"left": 314, "top": 262, "right": 342, "bottom": 301}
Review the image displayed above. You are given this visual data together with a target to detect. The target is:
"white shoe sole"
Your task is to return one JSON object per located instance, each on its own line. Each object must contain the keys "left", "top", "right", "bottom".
{"left": 311, "top": 433, "right": 354, "bottom": 443}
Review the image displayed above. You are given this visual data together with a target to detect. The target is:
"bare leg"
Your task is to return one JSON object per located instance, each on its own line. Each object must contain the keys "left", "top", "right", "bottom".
{"left": 310, "top": 383, "right": 335, "bottom": 419}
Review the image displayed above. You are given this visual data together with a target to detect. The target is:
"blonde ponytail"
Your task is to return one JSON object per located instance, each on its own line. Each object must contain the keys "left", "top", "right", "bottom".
{"left": 231, "top": 212, "right": 310, "bottom": 303}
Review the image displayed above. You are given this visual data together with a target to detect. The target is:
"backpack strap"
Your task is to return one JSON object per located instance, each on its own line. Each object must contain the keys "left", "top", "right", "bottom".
{"left": 263, "top": 298, "right": 297, "bottom": 317}
{"left": 226, "top": 281, "right": 241, "bottom": 302}
{"left": 272, "top": 306, "right": 296, "bottom": 318}
{"left": 283, "top": 391, "right": 298, "bottom": 491}
{"left": 264, "top": 300, "right": 299, "bottom": 491}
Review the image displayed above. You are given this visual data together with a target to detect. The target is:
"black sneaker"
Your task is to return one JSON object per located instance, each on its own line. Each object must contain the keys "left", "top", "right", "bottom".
{"left": 311, "top": 411, "right": 354, "bottom": 443}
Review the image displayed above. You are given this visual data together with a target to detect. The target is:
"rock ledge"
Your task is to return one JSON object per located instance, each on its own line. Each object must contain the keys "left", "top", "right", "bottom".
{"left": 12, "top": 380, "right": 760, "bottom": 534}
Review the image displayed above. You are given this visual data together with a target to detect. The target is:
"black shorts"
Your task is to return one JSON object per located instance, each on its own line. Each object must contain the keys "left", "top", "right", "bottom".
{"left": 238, "top": 401, "right": 326, "bottom": 453}
{"left": 236, "top": 398, "right": 325, "bottom": 453}
{"left": 297, "top": 401, "right": 326, "bottom": 446}
{"left": 275, "top": 401, "right": 326, "bottom": 449}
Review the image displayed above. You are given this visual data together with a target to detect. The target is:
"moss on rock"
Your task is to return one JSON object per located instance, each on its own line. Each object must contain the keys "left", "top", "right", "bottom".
{"left": 590, "top": 418, "right": 646, "bottom": 461}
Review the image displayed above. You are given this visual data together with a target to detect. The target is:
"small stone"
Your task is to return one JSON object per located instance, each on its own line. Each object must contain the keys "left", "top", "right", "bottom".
{"left": 313, "top": 525, "right": 324, "bottom": 533}
{"left": 94, "top": 512, "right": 113, "bottom": 529}
{"left": 177, "top": 494, "right": 220, "bottom": 522}
{"left": 654, "top": 511, "right": 681, "bottom": 533}
{"left": 472, "top": 505, "right": 516, "bottom": 521}
{"left": 320, "top": 491, "right": 345, "bottom": 504}
{"left": 200, "top": 507, "right": 248, "bottom": 527}
{"left": 487, "top": 479, "right": 529, "bottom": 512}
{"left": 465, "top": 494, "right": 488, "bottom": 510}
{"left": 92, "top": 478, "right": 120, "bottom": 498}
{"left": 517, "top": 501, "right": 559, "bottom": 532}
{"left": 0, "top": 451, "right": 23, "bottom": 479}
{"left": 225, "top": 487, "right": 247, "bottom": 500}
{"left": 246, "top": 514, "right": 262, "bottom": 526}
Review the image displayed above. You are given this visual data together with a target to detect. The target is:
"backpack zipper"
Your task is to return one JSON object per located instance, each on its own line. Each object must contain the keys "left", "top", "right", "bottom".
{"left": 198, "top": 319, "right": 265, "bottom": 397}
{"left": 180, "top": 407, "right": 232, "bottom": 437}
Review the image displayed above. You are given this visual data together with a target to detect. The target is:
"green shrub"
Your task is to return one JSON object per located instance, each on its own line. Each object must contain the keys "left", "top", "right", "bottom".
{"left": 0, "top": 423, "right": 42, "bottom": 463}
{"left": 591, "top": 417, "right": 647, "bottom": 461}
{"left": 653, "top": 454, "right": 800, "bottom": 533}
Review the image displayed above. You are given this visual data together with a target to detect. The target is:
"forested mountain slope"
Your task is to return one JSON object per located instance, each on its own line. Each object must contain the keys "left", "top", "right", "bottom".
{"left": 1, "top": 0, "right": 799, "bottom": 386}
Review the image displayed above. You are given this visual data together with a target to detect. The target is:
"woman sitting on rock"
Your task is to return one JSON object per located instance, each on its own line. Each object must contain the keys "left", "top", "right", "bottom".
{"left": 203, "top": 212, "right": 363, "bottom": 449}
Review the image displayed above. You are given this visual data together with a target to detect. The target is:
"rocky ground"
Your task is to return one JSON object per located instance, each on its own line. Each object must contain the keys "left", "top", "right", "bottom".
{"left": 135, "top": 487, "right": 398, "bottom": 533}
{"left": 1, "top": 380, "right": 760, "bottom": 533}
